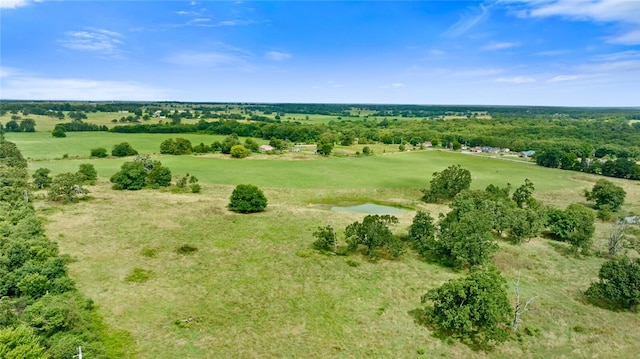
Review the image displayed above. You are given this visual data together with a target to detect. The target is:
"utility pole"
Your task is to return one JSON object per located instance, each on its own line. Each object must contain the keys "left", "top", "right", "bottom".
{"left": 73, "top": 346, "right": 83, "bottom": 359}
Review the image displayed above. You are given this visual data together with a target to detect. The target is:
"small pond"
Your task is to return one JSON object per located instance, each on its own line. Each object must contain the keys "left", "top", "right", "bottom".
{"left": 331, "top": 203, "right": 407, "bottom": 215}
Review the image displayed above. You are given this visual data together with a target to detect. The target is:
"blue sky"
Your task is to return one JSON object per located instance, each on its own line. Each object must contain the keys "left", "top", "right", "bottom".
{"left": 1, "top": 0, "right": 639, "bottom": 106}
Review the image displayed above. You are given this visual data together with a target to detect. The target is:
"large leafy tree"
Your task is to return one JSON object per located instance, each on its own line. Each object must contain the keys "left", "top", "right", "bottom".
{"left": 585, "top": 256, "right": 640, "bottom": 312}
{"left": 32, "top": 168, "right": 52, "bottom": 189}
{"left": 421, "top": 164, "right": 471, "bottom": 203}
{"left": 422, "top": 266, "right": 512, "bottom": 348}
{"left": 47, "top": 173, "right": 87, "bottom": 203}
{"left": 548, "top": 204, "right": 595, "bottom": 253}
{"left": 408, "top": 210, "right": 436, "bottom": 257}
{"left": 110, "top": 161, "right": 147, "bottom": 190}
{"left": 345, "top": 215, "right": 402, "bottom": 261}
{"left": 584, "top": 179, "right": 626, "bottom": 212}
{"left": 425, "top": 190, "right": 498, "bottom": 268}
{"left": 228, "top": 184, "right": 268, "bottom": 213}
{"left": 111, "top": 142, "right": 138, "bottom": 157}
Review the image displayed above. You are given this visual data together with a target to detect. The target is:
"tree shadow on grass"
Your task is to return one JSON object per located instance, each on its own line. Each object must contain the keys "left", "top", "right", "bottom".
{"left": 407, "top": 307, "right": 499, "bottom": 352}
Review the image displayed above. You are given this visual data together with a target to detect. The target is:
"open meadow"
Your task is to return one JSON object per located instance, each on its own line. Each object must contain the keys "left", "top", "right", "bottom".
{"left": 8, "top": 131, "right": 640, "bottom": 358}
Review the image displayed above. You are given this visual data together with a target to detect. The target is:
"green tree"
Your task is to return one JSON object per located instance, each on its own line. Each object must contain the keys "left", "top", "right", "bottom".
{"left": 340, "top": 130, "right": 355, "bottom": 146}
{"left": 584, "top": 179, "right": 626, "bottom": 212}
{"left": 422, "top": 266, "right": 512, "bottom": 348}
{"left": 111, "top": 142, "right": 138, "bottom": 157}
{"left": 230, "top": 145, "right": 249, "bottom": 158}
{"left": 0, "top": 325, "right": 47, "bottom": 359}
{"left": 32, "top": 168, "right": 52, "bottom": 189}
{"left": 345, "top": 215, "right": 402, "bottom": 261}
{"left": 510, "top": 205, "right": 546, "bottom": 244}
{"left": 51, "top": 127, "right": 66, "bottom": 138}
{"left": 160, "top": 138, "right": 176, "bottom": 154}
{"left": 585, "top": 256, "right": 640, "bottom": 311}
{"left": 228, "top": 184, "right": 268, "bottom": 213}
{"left": 408, "top": 210, "right": 436, "bottom": 257}
{"left": 19, "top": 119, "right": 36, "bottom": 132}
{"left": 47, "top": 173, "right": 87, "bottom": 202}
{"left": 145, "top": 162, "right": 172, "bottom": 188}
{"left": 512, "top": 179, "right": 535, "bottom": 208}
{"left": 174, "top": 137, "right": 193, "bottom": 155}
{"left": 76, "top": 163, "right": 97, "bottom": 184}
{"left": 110, "top": 161, "right": 147, "bottom": 190}
{"left": 90, "top": 147, "right": 108, "bottom": 158}
{"left": 421, "top": 164, "right": 472, "bottom": 203}
{"left": 244, "top": 138, "right": 260, "bottom": 153}
{"left": 312, "top": 225, "right": 337, "bottom": 252}
{"left": 4, "top": 120, "right": 19, "bottom": 132}
{"left": 548, "top": 204, "right": 595, "bottom": 253}
{"left": 221, "top": 134, "right": 241, "bottom": 154}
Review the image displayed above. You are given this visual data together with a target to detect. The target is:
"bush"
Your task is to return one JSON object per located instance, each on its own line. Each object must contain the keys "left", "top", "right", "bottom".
{"left": 585, "top": 256, "right": 640, "bottom": 311}
{"left": 585, "top": 179, "right": 626, "bottom": 212}
{"left": 77, "top": 163, "right": 97, "bottom": 184}
{"left": 228, "top": 184, "right": 267, "bottom": 213}
{"left": 51, "top": 127, "right": 66, "bottom": 138}
{"left": 32, "top": 168, "right": 52, "bottom": 189}
{"left": 110, "top": 161, "right": 147, "bottom": 190}
{"left": 312, "top": 225, "right": 337, "bottom": 252}
{"left": 111, "top": 142, "right": 138, "bottom": 157}
{"left": 90, "top": 147, "right": 108, "bottom": 158}
{"left": 230, "top": 145, "right": 249, "bottom": 158}
{"left": 48, "top": 173, "right": 87, "bottom": 203}
{"left": 421, "top": 165, "right": 472, "bottom": 203}
{"left": 160, "top": 137, "right": 193, "bottom": 155}
{"left": 345, "top": 215, "right": 402, "bottom": 261}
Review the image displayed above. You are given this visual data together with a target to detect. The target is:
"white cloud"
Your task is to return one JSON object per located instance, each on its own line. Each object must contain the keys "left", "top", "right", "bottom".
{"left": 265, "top": 51, "right": 291, "bottom": 61}
{"left": 445, "top": 4, "right": 491, "bottom": 37}
{"left": 482, "top": 41, "right": 519, "bottom": 50}
{"left": 59, "top": 28, "right": 123, "bottom": 56}
{"left": 547, "top": 74, "right": 578, "bottom": 82}
{"left": 378, "top": 83, "right": 405, "bottom": 89}
{"left": 0, "top": 0, "right": 29, "bottom": 9}
{"left": 495, "top": 76, "right": 536, "bottom": 83}
{"left": 509, "top": 0, "right": 640, "bottom": 45}
{"left": 1, "top": 74, "right": 169, "bottom": 101}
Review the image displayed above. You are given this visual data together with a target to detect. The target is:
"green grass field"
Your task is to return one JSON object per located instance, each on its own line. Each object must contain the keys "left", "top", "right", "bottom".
{"left": 8, "top": 131, "right": 640, "bottom": 358}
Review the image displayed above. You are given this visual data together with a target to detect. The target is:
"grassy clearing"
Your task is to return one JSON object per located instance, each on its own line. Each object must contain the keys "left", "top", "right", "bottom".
{"left": 12, "top": 132, "right": 640, "bottom": 358}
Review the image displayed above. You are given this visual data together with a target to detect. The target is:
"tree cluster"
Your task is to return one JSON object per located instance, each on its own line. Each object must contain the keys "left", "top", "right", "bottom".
{"left": 0, "top": 139, "right": 126, "bottom": 358}
{"left": 110, "top": 156, "right": 171, "bottom": 190}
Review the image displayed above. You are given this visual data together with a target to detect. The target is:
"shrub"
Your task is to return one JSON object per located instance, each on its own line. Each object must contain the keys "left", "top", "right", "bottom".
{"left": 585, "top": 179, "right": 626, "bottom": 212}
{"left": 312, "top": 225, "right": 337, "bottom": 252}
{"left": 90, "top": 147, "right": 108, "bottom": 158}
{"left": 110, "top": 161, "right": 146, "bottom": 190}
{"left": 32, "top": 168, "right": 52, "bottom": 189}
{"left": 48, "top": 173, "right": 87, "bottom": 203}
{"left": 421, "top": 165, "right": 472, "bottom": 203}
{"left": 228, "top": 184, "right": 267, "bottom": 213}
{"left": 51, "top": 127, "right": 66, "bottom": 138}
{"left": 345, "top": 215, "right": 402, "bottom": 261}
{"left": 230, "top": 145, "right": 249, "bottom": 158}
{"left": 77, "top": 163, "right": 97, "bottom": 184}
{"left": 111, "top": 142, "right": 138, "bottom": 157}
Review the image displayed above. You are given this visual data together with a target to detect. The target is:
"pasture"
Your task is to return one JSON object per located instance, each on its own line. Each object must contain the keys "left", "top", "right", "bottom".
{"left": 8, "top": 131, "right": 640, "bottom": 358}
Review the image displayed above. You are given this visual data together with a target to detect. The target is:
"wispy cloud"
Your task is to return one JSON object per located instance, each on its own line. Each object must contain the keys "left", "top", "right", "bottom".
{"left": 59, "top": 28, "right": 124, "bottom": 56}
{"left": 444, "top": 4, "right": 491, "bottom": 37}
{"left": 534, "top": 49, "right": 570, "bottom": 56}
{"left": 1, "top": 70, "right": 168, "bottom": 100}
{"left": 0, "top": 0, "right": 29, "bottom": 9}
{"left": 509, "top": 0, "right": 640, "bottom": 45}
{"left": 495, "top": 76, "right": 536, "bottom": 84}
{"left": 265, "top": 51, "right": 291, "bottom": 61}
{"left": 378, "top": 83, "right": 405, "bottom": 89}
{"left": 482, "top": 41, "right": 519, "bottom": 50}
{"left": 547, "top": 74, "right": 579, "bottom": 83}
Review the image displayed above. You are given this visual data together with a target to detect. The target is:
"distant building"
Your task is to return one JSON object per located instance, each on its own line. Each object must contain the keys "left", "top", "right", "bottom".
{"left": 259, "top": 145, "right": 274, "bottom": 152}
{"left": 422, "top": 141, "right": 433, "bottom": 147}
{"left": 519, "top": 150, "right": 536, "bottom": 158}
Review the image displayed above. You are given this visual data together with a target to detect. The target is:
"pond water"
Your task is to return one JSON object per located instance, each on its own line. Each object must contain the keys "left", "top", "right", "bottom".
{"left": 330, "top": 203, "right": 406, "bottom": 215}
